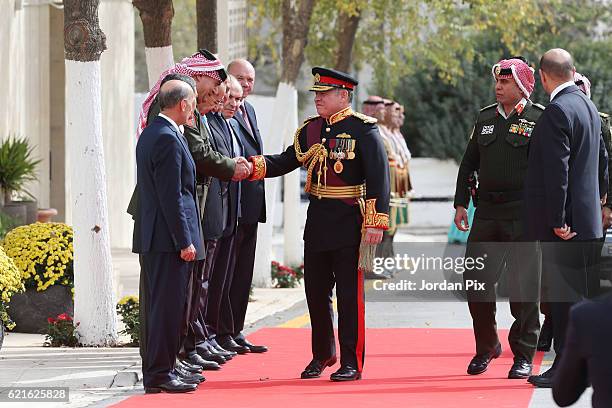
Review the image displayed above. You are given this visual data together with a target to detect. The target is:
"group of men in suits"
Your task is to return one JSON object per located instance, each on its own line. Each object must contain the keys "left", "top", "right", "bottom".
{"left": 131, "top": 50, "right": 267, "bottom": 393}
{"left": 454, "top": 48, "right": 612, "bottom": 405}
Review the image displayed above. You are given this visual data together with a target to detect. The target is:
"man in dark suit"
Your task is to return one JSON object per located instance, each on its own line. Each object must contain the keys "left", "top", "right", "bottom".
{"left": 523, "top": 48, "right": 604, "bottom": 387}
{"left": 135, "top": 79, "right": 203, "bottom": 393}
{"left": 552, "top": 294, "right": 612, "bottom": 408}
{"left": 226, "top": 59, "right": 268, "bottom": 353}
{"left": 202, "top": 77, "right": 249, "bottom": 354}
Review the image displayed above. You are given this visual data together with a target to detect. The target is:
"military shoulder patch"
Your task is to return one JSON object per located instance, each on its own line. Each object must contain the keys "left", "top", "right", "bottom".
{"left": 600, "top": 111, "right": 610, "bottom": 119}
{"left": 303, "top": 115, "right": 320, "bottom": 124}
{"left": 533, "top": 103, "right": 546, "bottom": 111}
{"left": 352, "top": 111, "right": 378, "bottom": 124}
{"left": 480, "top": 103, "right": 497, "bottom": 112}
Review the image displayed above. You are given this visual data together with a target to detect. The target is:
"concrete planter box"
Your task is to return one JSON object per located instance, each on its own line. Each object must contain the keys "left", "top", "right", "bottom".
{"left": 8, "top": 285, "right": 74, "bottom": 334}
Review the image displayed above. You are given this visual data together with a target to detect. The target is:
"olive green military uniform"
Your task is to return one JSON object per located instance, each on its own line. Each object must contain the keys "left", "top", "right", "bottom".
{"left": 454, "top": 100, "right": 544, "bottom": 362}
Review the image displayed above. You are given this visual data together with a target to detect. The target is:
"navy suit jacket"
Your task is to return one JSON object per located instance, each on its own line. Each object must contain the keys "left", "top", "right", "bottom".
{"left": 553, "top": 295, "right": 612, "bottom": 408}
{"left": 134, "top": 116, "right": 204, "bottom": 257}
{"left": 233, "top": 101, "right": 266, "bottom": 224}
{"left": 524, "top": 85, "right": 603, "bottom": 241}
{"left": 203, "top": 113, "right": 241, "bottom": 240}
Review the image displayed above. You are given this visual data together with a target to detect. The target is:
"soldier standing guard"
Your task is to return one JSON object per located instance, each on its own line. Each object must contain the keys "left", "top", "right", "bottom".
{"left": 453, "top": 57, "right": 544, "bottom": 380}
{"left": 248, "top": 67, "right": 390, "bottom": 381}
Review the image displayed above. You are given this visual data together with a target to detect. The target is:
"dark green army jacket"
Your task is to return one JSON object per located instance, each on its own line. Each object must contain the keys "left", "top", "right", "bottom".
{"left": 454, "top": 100, "right": 544, "bottom": 220}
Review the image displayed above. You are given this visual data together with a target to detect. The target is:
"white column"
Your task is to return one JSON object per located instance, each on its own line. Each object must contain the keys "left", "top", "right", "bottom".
{"left": 251, "top": 83, "right": 301, "bottom": 287}
{"left": 22, "top": 2, "right": 50, "bottom": 207}
{"left": 280, "top": 87, "right": 301, "bottom": 266}
{"left": 67, "top": 60, "right": 117, "bottom": 346}
{"left": 145, "top": 46, "right": 174, "bottom": 89}
{"left": 99, "top": 0, "right": 135, "bottom": 249}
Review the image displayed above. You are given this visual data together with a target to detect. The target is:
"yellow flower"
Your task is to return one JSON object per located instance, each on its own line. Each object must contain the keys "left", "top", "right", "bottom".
{"left": 1, "top": 223, "right": 73, "bottom": 292}
{"left": 118, "top": 295, "right": 139, "bottom": 305}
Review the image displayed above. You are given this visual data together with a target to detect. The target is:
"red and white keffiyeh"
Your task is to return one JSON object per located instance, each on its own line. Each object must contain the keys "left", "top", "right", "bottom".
{"left": 491, "top": 58, "right": 535, "bottom": 98}
{"left": 136, "top": 52, "right": 224, "bottom": 137}
{"left": 574, "top": 72, "right": 591, "bottom": 99}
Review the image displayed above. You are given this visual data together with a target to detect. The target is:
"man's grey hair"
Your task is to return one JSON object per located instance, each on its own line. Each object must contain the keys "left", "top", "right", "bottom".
{"left": 159, "top": 80, "right": 193, "bottom": 110}
{"left": 336, "top": 88, "right": 353, "bottom": 103}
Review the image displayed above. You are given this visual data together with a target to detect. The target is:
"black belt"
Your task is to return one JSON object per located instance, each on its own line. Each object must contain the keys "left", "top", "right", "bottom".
{"left": 479, "top": 190, "right": 523, "bottom": 204}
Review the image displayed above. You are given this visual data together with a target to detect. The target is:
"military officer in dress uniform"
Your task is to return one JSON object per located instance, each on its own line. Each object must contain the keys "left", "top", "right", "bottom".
{"left": 248, "top": 67, "right": 390, "bottom": 381}
{"left": 453, "top": 56, "right": 544, "bottom": 380}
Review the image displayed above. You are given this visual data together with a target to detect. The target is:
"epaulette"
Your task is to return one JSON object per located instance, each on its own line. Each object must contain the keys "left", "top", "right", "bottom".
{"left": 532, "top": 103, "right": 546, "bottom": 111}
{"left": 480, "top": 103, "right": 497, "bottom": 112}
{"left": 303, "top": 115, "right": 320, "bottom": 124}
{"left": 600, "top": 112, "right": 610, "bottom": 119}
{"left": 352, "top": 111, "right": 377, "bottom": 124}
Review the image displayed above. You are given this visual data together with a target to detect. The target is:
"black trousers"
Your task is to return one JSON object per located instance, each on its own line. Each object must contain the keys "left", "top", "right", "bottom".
{"left": 304, "top": 245, "right": 365, "bottom": 371}
{"left": 205, "top": 233, "right": 237, "bottom": 340}
{"left": 141, "top": 252, "right": 192, "bottom": 387}
{"left": 138, "top": 255, "right": 147, "bottom": 359}
{"left": 541, "top": 240, "right": 600, "bottom": 356}
{"left": 464, "top": 217, "right": 540, "bottom": 362}
{"left": 230, "top": 223, "right": 259, "bottom": 338}
{"left": 181, "top": 259, "right": 206, "bottom": 357}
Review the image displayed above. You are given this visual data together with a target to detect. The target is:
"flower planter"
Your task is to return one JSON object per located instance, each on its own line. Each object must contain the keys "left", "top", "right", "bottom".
{"left": 1, "top": 202, "right": 26, "bottom": 226}
{"left": 8, "top": 286, "right": 73, "bottom": 334}
{"left": 37, "top": 208, "right": 58, "bottom": 223}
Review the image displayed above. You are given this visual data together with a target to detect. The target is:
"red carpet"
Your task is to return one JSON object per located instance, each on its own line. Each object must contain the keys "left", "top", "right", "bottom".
{"left": 113, "top": 328, "right": 543, "bottom": 408}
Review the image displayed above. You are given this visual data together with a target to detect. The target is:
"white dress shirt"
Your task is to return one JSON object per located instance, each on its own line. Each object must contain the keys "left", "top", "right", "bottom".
{"left": 158, "top": 113, "right": 181, "bottom": 134}
{"left": 550, "top": 80, "right": 575, "bottom": 101}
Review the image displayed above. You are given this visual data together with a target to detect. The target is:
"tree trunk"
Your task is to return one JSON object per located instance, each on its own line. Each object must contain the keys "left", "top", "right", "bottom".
{"left": 133, "top": 0, "right": 175, "bottom": 88}
{"left": 280, "top": 0, "right": 317, "bottom": 84}
{"left": 334, "top": 10, "right": 361, "bottom": 73}
{"left": 64, "top": 0, "right": 117, "bottom": 346}
{"left": 197, "top": 0, "right": 217, "bottom": 52}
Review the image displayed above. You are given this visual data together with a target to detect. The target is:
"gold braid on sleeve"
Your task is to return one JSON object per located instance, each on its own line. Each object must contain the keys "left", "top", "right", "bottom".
{"left": 248, "top": 155, "right": 267, "bottom": 180}
{"left": 361, "top": 198, "right": 389, "bottom": 230}
{"left": 293, "top": 123, "right": 329, "bottom": 197}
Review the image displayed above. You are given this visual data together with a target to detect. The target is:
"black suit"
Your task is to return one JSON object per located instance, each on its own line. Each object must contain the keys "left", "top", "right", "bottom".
{"left": 552, "top": 295, "right": 612, "bottom": 408}
{"left": 229, "top": 102, "right": 266, "bottom": 340}
{"left": 135, "top": 116, "right": 203, "bottom": 387}
{"left": 524, "top": 84, "right": 603, "bottom": 356}
{"left": 202, "top": 113, "right": 242, "bottom": 343}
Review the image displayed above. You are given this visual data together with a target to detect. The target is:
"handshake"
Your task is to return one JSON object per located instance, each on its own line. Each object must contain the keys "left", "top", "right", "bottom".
{"left": 232, "top": 156, "right": 254, "bottom": 181}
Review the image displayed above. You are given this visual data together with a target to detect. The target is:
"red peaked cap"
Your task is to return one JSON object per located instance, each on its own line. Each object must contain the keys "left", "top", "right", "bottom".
{"left": 491, "top": 57, "right": 535, "bottom": 98}
{"left": 310, "top": 67, "right": 358, "bottom": 92}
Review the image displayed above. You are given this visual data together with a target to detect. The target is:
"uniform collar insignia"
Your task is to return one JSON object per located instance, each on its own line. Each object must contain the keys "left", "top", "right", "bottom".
{"left": 328, "top": 107, "right": 353, "bottom": 125}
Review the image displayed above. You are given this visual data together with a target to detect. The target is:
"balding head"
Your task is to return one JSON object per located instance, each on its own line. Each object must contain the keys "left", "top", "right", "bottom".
{"left": 228, "top": 59, "right": 255, "bottom": 98}
{"left": 159, "top": 79, "right": 196, "bottom": 126}
{"left": 538, "top": 48, "right": 576, "bottom": 95}
{"left": 540, "top": 48, "right": 575, "bottom": 81}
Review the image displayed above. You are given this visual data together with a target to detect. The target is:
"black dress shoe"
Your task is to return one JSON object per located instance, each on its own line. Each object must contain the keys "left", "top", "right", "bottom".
{"left": 527, "top": 366, "right": 555, "bottom": 388}
{"left": 177, "top": 360, "right": 202, "bottom": 373}
{"left": 467, "top": 343, "right": 502, "bottom": 375}
{"left": 209, "top": 338, "right": 237, "bottom": 359}
{"left": 300, "top": 357, "right": 337, "bottom": 379}
{"left": 219, "top": 337, "right": 250, "bottom": 354}
{"left": 198, "top": 350, "right": 227, "bottom": 365}
{"left": 174, "top": 366, "right": 206, "bottom": 383}
{"left": 145, "top": 379, "right": 197, "bottom": 394}
{"left": 508, "top": 358, "right": 532, "bottom": 379}
{"left": 330, "top": 365, "right": 361, "bottom": 382}
{"left": 234, "top": 337, "right": 268, "bottom": 353}
{"left": 186, "top": 354, "right": 221, "bottom": 371}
